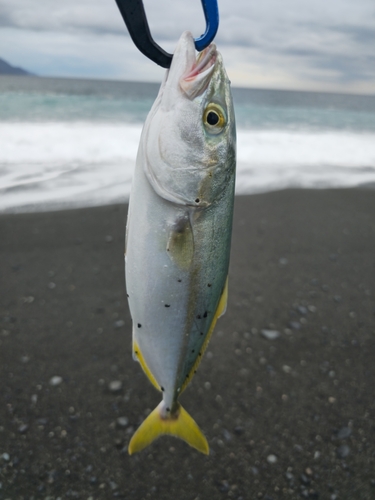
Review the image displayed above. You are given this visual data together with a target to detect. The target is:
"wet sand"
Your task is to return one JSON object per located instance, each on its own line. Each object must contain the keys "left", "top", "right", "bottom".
{"left": 1, "top": 189, "right": 374, "bottom": 499}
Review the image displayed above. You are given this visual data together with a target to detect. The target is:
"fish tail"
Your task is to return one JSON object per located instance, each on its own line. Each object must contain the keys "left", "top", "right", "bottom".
{"left": 128, "top": 402, "right": 209, "bottom": 455}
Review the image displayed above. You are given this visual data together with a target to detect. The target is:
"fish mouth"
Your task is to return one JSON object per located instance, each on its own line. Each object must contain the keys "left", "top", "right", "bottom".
{"left": 160, "top": 32, "right": 218, "bottom": 104}
{"left": 183, "top": 43, "right": 217, "bottom": 81}
{"left": 180, "top": 42, "right": 217, "bottom": 98}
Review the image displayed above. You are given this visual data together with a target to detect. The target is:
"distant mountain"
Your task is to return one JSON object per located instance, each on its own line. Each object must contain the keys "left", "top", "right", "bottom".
{"left": 0, "top": 57, "right": 32, "bottom": 75}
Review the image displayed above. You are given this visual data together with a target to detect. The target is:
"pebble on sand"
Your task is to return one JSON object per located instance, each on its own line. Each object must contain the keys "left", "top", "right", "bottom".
{"left": 18, "top": 424, "right": 29, "bottom": 434}
{"left": 261, "top": 330, "right": 280, "bottom": 340}
{"left": 336, "top": 444, "right": 350, "bottom": 458}
{"left": 267, "top": 454, "right": 278, "bottom": 464}
{"left": 49, "top": 376, "right": 63, "bottom": 386}
{"left": 116, "top": 416, "right": 129, "bottom": 427}
{"left": 282, "top": 365, "right": 292, "bottom": 373}
{"left": 109, "top": 380, "right": 123, "bottom": 392}
{"left": 289, "top": 321, "right": 301, "bottom": 330}
{"left": 337, "top": 426, "right": 352, "bottom": 439}
{"left": 297, "top": 306, "right": 308, "bottom": 315}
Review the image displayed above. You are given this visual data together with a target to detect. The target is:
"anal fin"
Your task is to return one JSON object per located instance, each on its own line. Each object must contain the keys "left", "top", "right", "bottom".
{"left": 133, "top": 341, "right": 160, "bottom": 391}
{"left": 180, "top": 276, "right": 229, "bottom": 393}
{"left": 217, "top": 275, "right": 228, "bottom": 318}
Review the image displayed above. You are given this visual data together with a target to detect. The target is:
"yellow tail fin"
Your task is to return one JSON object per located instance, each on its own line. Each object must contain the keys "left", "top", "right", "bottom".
{"left": 128, "top": 402, "right": 209, "bottom": 455}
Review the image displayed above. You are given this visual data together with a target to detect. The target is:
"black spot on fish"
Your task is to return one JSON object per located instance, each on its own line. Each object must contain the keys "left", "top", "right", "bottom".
{"left": 186, "top": 374, "right": 189, "bottom": 378}
{"left": 166, "top": 407, "right": 170, "bottom": 412}
{"left": 194, "top": 370, "right": 197, "bottom": 374}
{"left": 165, "top": 304, "right": 170, "bottom": 308}
{"left": 135, "top": 351, "right": 138, "bottom": 355}
{"left": 137, "top": 323, "right": 142, "bottom": 328}
{"left": 197, "top": 314, "right": 201, "bottom": 319}
{"left": 161, "top": 386, "right": 164, "bottom": 391}
{"left": 199, "top": 352, "right": 202, "bottom": 356}
{"left": 207, "top": 283, "right": 212, "bottom": 287}
{"left": 203, "top": 311, "right": 208, "bottom": 318}
{"left": 191, "top": 349, "right": 195, "bottom": 353}
{"left": 195, "top": 198, "right": 200, "bottom": 203}
{"left": 178, "top": 279, "right": 182, "bottom": 282}
{"left": 200, "top": 332, "right": 204, "bottom": 336}
{"left": 126, "top": 293, "right": 129, "bottom": 297}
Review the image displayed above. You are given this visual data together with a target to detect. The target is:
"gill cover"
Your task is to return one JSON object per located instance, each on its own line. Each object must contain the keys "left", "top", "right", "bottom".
{"left": 142, "top": 31, "right": 234, "bottom": 208}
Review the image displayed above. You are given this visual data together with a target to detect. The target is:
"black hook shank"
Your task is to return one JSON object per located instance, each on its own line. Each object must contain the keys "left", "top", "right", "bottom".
{"left": 114, "top": 0, "right": 219, "bottom": 68}
{"left": 114, "top": 0, "right": 173, "bottom": 68}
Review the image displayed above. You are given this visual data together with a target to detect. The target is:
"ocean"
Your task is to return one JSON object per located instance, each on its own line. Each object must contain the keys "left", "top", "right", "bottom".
{"left": 1, "top": 75, "right": 375, "bottom": 213}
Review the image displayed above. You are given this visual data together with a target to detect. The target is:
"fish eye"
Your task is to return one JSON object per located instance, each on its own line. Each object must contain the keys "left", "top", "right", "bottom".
{"left": 207, "top": 111, "right": 219, "bottom": 125}
{"left": 203, "top": 104, "right": 226, "bottom": 134}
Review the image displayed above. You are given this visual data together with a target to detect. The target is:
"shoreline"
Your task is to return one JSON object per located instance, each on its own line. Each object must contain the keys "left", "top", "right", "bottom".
{"left": 1, "top": 188, "right": 374, "bottom": 498}
{"left": 1, "top": 183, "right": 375, "bottom": 216}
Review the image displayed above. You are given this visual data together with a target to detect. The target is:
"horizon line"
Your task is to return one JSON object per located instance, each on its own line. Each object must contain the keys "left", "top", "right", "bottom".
{"left": 1, "top": 73, "right": 375, "bottom": 99}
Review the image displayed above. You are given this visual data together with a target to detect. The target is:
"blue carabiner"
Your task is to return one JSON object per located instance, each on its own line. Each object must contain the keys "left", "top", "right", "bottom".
{"left": 114, "top": 0, "right": 219, "bottom": 68}
{"left": 194, "top": 0, "right": 219, "bottom": 52}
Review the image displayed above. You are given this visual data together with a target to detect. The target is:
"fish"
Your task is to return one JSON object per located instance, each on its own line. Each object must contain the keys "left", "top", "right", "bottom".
{"left": 125, "top": 31, "right": 236, "bottom": 455}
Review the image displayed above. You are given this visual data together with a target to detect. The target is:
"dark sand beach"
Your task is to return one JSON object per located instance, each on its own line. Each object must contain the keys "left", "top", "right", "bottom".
{"left": 1, "top": 189, "right": 374, "bottom": 499}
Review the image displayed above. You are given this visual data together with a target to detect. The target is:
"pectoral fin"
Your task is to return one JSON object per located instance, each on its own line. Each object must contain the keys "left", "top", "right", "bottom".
{"left": 128, "top": 402, "right": 209, "bottom": 455}
{"left": 167, "top": 215, "right": 194, "bottom": 269}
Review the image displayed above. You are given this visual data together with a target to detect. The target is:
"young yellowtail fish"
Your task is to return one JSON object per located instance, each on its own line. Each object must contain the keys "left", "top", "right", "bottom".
{"left": 125, "top": 31, "right": 236, "bottom": 455}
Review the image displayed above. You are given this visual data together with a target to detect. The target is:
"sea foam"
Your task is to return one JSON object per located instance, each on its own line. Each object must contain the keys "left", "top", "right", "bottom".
{"left": 1, "top": 122, "right": 375, "bottom": 212}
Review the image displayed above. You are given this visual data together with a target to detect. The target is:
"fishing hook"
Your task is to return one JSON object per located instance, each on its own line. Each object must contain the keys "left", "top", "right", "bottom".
{"left": 114, "top": 0, "right": 219, "bottom": 68}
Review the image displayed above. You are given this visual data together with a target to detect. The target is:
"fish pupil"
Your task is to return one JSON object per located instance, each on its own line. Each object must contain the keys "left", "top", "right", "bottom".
{"left": 207, "top": 111, "right": 219, "bottom": 126}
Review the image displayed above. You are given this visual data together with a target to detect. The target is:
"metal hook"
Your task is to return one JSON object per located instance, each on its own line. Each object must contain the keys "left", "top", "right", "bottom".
{"left": 114, "top": 0, "right": 219, "bottom": 68}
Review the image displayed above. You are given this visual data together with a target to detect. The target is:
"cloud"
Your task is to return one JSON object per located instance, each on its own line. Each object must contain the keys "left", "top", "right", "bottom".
{"left": 0, "top": 0, "right": 374, "bottom": 93}
{"left": 0, "top": 25, "right": 165, "bottom": 81}
{"left": 333, "top": 24, "right": 375, "bottom": 44}
{"left": 0, "top": 0, "right": 127, "bottom": 35}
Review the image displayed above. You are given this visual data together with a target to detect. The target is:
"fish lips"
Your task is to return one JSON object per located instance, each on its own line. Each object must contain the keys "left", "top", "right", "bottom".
{"left": 164, "top": 31, "right": 218, "bottom": 100}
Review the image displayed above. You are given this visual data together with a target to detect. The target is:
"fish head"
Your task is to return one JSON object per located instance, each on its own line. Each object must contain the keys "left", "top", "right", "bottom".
{"left": 143, "top": 31, "right": 236, "bottom": 207}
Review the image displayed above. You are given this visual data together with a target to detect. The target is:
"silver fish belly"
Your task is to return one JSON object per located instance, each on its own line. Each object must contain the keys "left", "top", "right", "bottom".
{"left": 125, "top": 31, "right": 236, "bottom": 454}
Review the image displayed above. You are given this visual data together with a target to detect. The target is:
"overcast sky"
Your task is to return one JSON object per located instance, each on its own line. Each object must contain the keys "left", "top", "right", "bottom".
{"left": 1, "top": 0, "right": 374, "bottom": 93}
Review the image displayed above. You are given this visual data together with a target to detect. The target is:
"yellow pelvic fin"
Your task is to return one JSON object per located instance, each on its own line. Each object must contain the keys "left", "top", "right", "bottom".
{"left": 181, "top": 276, "right": 229, "bottom": 394}
{"left": 133, "top": 341, "right": 160, "bottom": 391}
{"left": 128, "top": 402, "right": 209, "bottom": 455}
